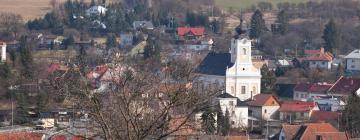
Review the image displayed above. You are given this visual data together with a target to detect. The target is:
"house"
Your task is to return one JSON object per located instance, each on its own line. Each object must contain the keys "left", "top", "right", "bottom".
{"left": 0, "top": 132, "right": 45, "bottom": 140}
{"left": 328, "top": 76, "right": 360, "bottom": 97}
{"left": 246, "top": 94, "right": 280, "bottom": 120}
{"left": 119, "top": 33, "right": 134, "bottom": 47}
{"left": 276, "top": 123, "right": 348, "bottom": 140}
{"left": 305, "top": 48, "right": 333, "bottom": 69}
{"left": 293, "top": 83, "right": 332, "bottom": 101}
{"left": 309, "top": 111, "right": 340, "bottom": 124}
{"left": 133, "top": 21, "right": 154, "bottom": 30}
{"left": 313, "top": 97, "right": 345, "bottom": 111}
{"left": 217, "top": 92, "right": 248, "bottom": 129}
{"left": 344, "top": 49, "right": 360, "bottom": 71}
{"left": 276, "top": 59, "right": 292, "bottom": 67}
{"left": 184, "top": 38, "right": 213, "bottom": 51}
{"left": 177, "top": 27, "right": 205, "bottom": 40}
{"left": 279, "top": 101, "right": 319, "bottom": 123}
{"left": 304, "top": 48, "right": 324, "bottom": 56}
{"left": 0, "top": 40, "right": 6, "bottom": 62}
{"left": 86, "top": 5, "right": 107, "bottom": 16}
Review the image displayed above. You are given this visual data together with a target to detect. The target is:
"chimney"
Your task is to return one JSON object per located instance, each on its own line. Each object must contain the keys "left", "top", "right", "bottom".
{"left": 320, "top": 47, "right": 324, "bottom": 54}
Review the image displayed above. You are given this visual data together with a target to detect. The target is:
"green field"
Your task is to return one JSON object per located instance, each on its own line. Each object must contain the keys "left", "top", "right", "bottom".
{"left": 215, "top": 0, "right": 315, "bottom": 10}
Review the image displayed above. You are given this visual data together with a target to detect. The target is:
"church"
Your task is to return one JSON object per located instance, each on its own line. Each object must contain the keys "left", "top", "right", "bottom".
{"left": 197, "top": 36, "right": 262, "bottom": 129}
{"left": 197, "top": 37, "right": 261, "bottom": 101}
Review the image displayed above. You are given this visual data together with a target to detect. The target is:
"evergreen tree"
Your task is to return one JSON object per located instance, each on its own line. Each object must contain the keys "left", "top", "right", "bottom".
{"left": 15, "top": 93, "right": 29, "bottom": 124}
{"left": 0, "top": 63, "right": 11, "bottom": 79}
{"left": 8, "top": 48, "right": 16, "bottom": 67}
{"left": 19, "top": 36, "right": 34, "bottom": 79}
{"left": 36, "top": 91, "right": 48, "bottom": 113}
{"left": 77, "top": 45, "right": 87, "bottom": 75}
{"left": 341, "top": 94, "right": 360, "bottom": 138}
{"left": 261, "top": 65, "right": 276, "bottom": 92}
{"left": 144, "top": 37, "right": 161, "bottom": 61}
{"left": 249, "top": 10, "right": 267, "bottom": 39}
{"left": 201, "top": 108, "right": 216, "bottom": 134}
{"left": 63, "top": 35, "right": 75, "bottom": 49}
{"left": 277, "top": 10, "right": 289, "bottom": 35}
{"left": 106, "top": 33, "right": 117, "bottom": 49}
{"left": 322, "top": 19, "right": 341, "bottom": 55}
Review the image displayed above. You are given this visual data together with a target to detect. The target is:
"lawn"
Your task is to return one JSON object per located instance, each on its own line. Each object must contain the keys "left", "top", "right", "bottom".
{"left": 215, "top": 0, "right": 317, "bottom": 10}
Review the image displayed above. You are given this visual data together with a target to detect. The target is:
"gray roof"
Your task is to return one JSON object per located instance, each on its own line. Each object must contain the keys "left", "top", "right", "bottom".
{"left": 344, "top": 49, "right": 360, "bottom": 59}
{"left": 197, "top": 52, "right": 234, "bottom": 76}
{"left": 133, "top": 21, "right": 154, "bottom": 30}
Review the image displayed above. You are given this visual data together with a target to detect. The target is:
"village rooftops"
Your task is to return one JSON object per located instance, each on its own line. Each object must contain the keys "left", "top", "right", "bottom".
{"left": 197, "top": 52, "right": 234, "bottom": 76}
{"left": 344, "top": 49, "right": 360, "bottom": 59}
{"left": 279, "top": 101, "right": 317, "bottom": 112}
{"left": 328, "top": 76, "right": 360, "bottom": 96}
{"left": 294, "top": 83, "right": 333, "bottom": 94}
{"left": 306, "top": 52, "right": 333, "bottom": 61}
{"left": 177, "top": 27, "right": 205, "bottom": 36}
{"left": 281, "top": 123, "right": 347, "bottom": 140}
{"left": 304, "top": 47, "right": 324, "bottom": 56}
{"left": 246, "top": 94, "right": 280, "bottom": 107}
{"left": 309, "top": 111, "right": 340, "bottom": 123}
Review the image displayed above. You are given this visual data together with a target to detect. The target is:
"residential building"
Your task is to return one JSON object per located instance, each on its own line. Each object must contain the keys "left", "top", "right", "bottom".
{"left": 313, "top": 97, "right": 345, "bottom": 111}
{"left": 217, "top": 92, "right": 248, "bottom": 129}
{"left": 0, "top": 41, "right": 6, "bottom": 62}
{"left": 119, "top": 33, "right": 134, "bottom": 47}
{"left": 328, "top": 76, "right": 360, "bottom": 97}
{"left": 177, "top": 27, "right": 205, "bottom": 40}
{"left": 133, "top": 21, "right": 154, "bottom": 30}
{"left": 86, "top": 5, "right": 107, "bottom": 16}
{"left": 272, "top": 123, "right": 349, "bottom": 140}
{"left": 309, "top": 111, "right": 340, "bottom": 124}
{"left": 293, "top": 83, "right": 332, "bottom": 101}
{"left": 279, "top": 101, "right": 319, "bottom": 123}
{"left": 276, "top": 123, "right": 348, "bottom": 140}
{"left": 344, "top": 49, "right": 360, "bottom": 71}
{"left": 246, "top": 94, "right": 280, "bottom": 120}
{"left": 306, "top": 48, "right": 333, "bottom": 69}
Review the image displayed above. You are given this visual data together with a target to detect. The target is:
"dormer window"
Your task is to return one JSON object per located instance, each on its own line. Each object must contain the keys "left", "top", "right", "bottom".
{"left": 243, "top": 48, "right": 247, "bottom": 55}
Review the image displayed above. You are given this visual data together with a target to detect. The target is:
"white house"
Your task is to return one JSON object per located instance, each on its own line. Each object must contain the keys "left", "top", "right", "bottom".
{"left": 306, "top": 48, "right": 333, "bottom": 69}
{"left": 0, "top": 41, "right": 6, "bottom": 62}
{"left": 344, "top": 49, "right": 360, "bottom": 71}
{"left": 293, "top": 83, "right": 332, "bottom": 101}
{"left": 246, "top": 94, "right": 280, "bottom": 121}
{"left": 86, "top": 6, "right": 107, "bottom": 16}
{"left": 217, "top": 92, "right": 248, "bottom": 129}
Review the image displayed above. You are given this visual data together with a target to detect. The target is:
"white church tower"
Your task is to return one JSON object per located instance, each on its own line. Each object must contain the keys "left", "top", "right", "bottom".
{"left": 225, "top": 38, "right": 261, "bottom": 101}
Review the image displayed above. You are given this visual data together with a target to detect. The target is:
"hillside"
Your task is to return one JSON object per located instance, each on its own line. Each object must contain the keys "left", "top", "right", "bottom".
{"left": 215, "top": 0, "right": 320, "bottom": 9}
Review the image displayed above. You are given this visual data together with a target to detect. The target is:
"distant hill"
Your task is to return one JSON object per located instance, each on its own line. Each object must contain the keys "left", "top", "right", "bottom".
{"left": 215, "top": 0, "right": 321, "bottom": 10}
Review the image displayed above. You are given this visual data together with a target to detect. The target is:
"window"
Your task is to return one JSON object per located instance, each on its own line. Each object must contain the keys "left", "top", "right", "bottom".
{"left": 241, "top": 86, "right": 246, "bottom": 94}
{"left": 231, "top": 121, "right": 235, "bottom": 125}
{"left": 300, "top": 112, "right": 304, "bottom": 117}
{"left": 322, "top": 62, "right": 325, "bottom": 65}
{"left": 229, "top": 101, "right": 234, "bottom": 106}
{"left": 312, "top": 62, "right": 316, "bottom": 64}
{"left": 272, "top": 101, "right": 275, "bottom": 105}
{"left": 264, "top": 109, "right": 267, "bottom": 113}
{"left": 243, "top": 48, "right": 247, "bottom": 55}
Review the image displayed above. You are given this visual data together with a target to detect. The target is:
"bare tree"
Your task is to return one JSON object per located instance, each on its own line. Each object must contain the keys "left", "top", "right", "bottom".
{"left": 0, "top": 13, "right": 24, "bottom": 39}
{"left": 47, "top": 60, "right": 219, "bottom": 140}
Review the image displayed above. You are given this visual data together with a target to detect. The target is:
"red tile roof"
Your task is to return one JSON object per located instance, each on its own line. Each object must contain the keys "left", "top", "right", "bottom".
{"left": 86, "top": 65, "right": 109, "bottom": 79}
{"left": 48, "top": 63, "right": 68, "bottom": 73}
{"left": 294, "top": 83, "right": 333, "bottom": 94}
{"left": 309, "top": 111, "right": 340, "bottom": 122}
{"left": 306, "top": 52, "right": 333, "bottom": 61}
{"left": 282, "top": 124, "right": 302, "bottom": 140}
{"left": 279, "top": 101, "right": 317, "bottom": 112}
{"left": 300, "top": 123, "right": 339, "bottom": 140}
{"left": 177, "top": 27, "right": 205, "bottom": 36}
{"left": 225, "top": 136, "right": 249, "bottom": 140}
{"left": 305, "top": 48, "right": 324, "bottom": 56}
{"left": 0, "top": 132, "right": 44, "bottom": 140}
{"left": 328, "top": 76, "right": 360, "bottom": 95}
{"left": 246, "top": 94, "right": 280, "bottom": 107}
{"left": 315, "top": 132, "right": 349, "bottom": 140}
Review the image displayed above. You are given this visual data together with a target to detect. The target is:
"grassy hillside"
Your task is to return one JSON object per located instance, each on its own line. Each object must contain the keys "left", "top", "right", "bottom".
{"left": 215, "top": 0, "right": 317, "bottom": 10}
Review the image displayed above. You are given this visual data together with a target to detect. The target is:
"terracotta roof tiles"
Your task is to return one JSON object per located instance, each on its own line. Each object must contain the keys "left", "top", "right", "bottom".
{"left": 177, "top": 27, "right": 205, "bottom": 36}
{"left": 279, "top": 101, "right": 317, "bottom": 112}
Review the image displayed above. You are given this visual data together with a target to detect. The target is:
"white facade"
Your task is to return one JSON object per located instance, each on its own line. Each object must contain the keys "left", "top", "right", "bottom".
{"left": 226, "top": 38, "right": 261, "bottom": 101}
{"left": 1, "top": 42, "right": 6, "bottom": 62}
{"left": 345, "top": 49, "right": 360, "bottom": 71}
{"left": 309, "top": 60, "right": 332, "bottom": 69}
{"left": 293, "top": 91, "right": 309, "bottom": 101}
{"left": 86, "top": 6, "right": 107, "bottom": 16}
{"left": 218, "top": 98, "right": 248, "bottom": 128}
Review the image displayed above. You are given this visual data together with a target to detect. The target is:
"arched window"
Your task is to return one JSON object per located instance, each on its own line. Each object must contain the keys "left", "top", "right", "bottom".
{"left": 243, "top": 48, "right": 247, "bottom": 55}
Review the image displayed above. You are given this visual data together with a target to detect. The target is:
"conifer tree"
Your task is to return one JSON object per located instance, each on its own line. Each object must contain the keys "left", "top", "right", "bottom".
{"left": 0, "top": 63, "right": 11, "bottom": 79}
{"left": 201, "top": 108, "right": 216, "bottom": 134}
{"left": 261, "top": 65, "right": 276, "bottom": 92}
{"left": 341, "top": 94, "right": 360, "bottom": 138}
{"left": 249, "top": 10, "right": 267, "bottom": 39}
{"left": 222, "top": 109, "right": 231, "bottom": 136}
{"left": 323, "top": 19, "right": 341, "bottom": 55}
{"left": 77, "top": 45, "right": 87, "bottom": 75}
{"left": 19, "top": 36, "right": 34, "bottom": 79}
{"left": 277, "top": 10, "right": 289, "bottom": 35}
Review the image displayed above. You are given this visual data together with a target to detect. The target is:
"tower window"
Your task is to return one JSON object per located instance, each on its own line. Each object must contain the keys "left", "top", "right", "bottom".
{"left": 243, "top": 48, "right": 247, "bottom": 55}
{"left": 241, "top": 86, "right": 246, "bottom": 94}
